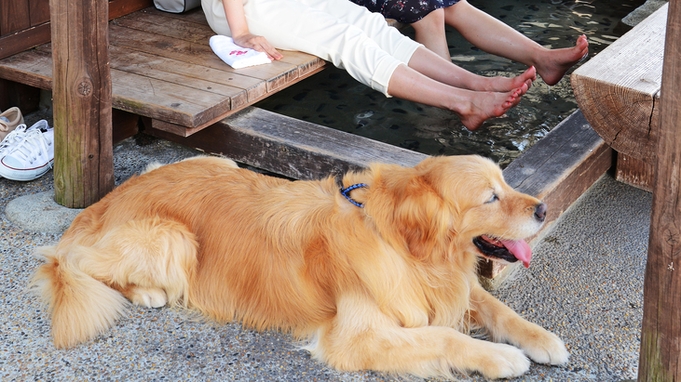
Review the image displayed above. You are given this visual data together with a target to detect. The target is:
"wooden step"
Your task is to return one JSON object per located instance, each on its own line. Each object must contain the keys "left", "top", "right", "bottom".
{"left": 0, "top": 7, "right": 326, "bottom": 134}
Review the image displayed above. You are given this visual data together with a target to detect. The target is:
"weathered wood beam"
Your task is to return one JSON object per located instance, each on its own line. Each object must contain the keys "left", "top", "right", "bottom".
{"left": 571, "top": 4, "right": 666, "bottom": 162}
{"left": 51, "top": 0, "right": 114, "bottom": 207}
{"left": 638, "top": 0, "right": 681, "bottom": 379}
{"left": 145, "top": 106, "right": 427, "bottom": 180}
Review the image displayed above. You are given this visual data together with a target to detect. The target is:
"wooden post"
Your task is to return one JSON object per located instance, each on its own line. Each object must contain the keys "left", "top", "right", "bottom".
{"left": 50, "top": 0, "right": 114, "bottom": 208}
{"left": 638, "top": 0, "right": 681, "bottom": 380}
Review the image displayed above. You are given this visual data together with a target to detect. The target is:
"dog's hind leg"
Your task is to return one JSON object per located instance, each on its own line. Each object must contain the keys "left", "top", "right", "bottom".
{"left": 83, "top": 217, "right": 199, "bottom": 308}
{"left": 306, "top": 293, "right": 531, "bottom": 380}
{"left": 31, "top": 217, "right": 198, "bottom": 348}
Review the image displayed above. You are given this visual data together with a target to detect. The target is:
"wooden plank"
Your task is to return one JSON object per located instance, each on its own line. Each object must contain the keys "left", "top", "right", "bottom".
{"left": 146, "top": 106, "right": 427, "bottom": 180}
{"left": 148, "top": 61, "right": 326, "bottom": 136}
{"left": 638, "top": 0, "right": 681, "bottom": 378}
{"left": 0, "top": 23, "right": 51, "bottom": 61}
{"left": 571, "top": 3, "right": 666, "bottom": 162}
{"left": 108, "top": 44, "right": 250, "bottom": 105}
{"left": 112, "top": 8, "right": 214, "bottom": 43}
{"left": 140, "top": 5, "right": 208, "bottom": 24}
{"left": 0, "top": 0, "right": 152, "bottom": 61}
{"left": 0, "top": 0, "right": 31, "bottom": 36}
{"left": 28, "top": 0, "right": 50, "bottom": 26}
{"left": 0, "top": 42, "right": 234, "bottom": 128}
{"left": 108, "top": 0, "right": 153, "bottom": 19}
{"left": 0, "top": 47, "right": 52, "bottom": 88}
{"left": 111, "top": 68, "right": 232, "bottom": 127}
{"left": 108, "top": 24, "right": 272, "bottom": 102}
{"left": 0, "top": 5, "right": 326, "bottom": 133}
{"left": 51, "top": 0, "right": 114, "bottom": 207}
{"left": 615, "top": 152, "right": 654, "bottom": 192}
{"left": 0, "top": 31, "right": 324, "bottom": 132}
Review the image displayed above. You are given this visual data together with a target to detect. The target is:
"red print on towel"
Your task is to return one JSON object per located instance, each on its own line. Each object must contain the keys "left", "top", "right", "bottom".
{"left": 229, "top": 50, "right": 248, "bottom": 56}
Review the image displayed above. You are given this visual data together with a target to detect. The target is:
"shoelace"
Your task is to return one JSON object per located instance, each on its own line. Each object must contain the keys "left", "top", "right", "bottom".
{"left": 0, "top": 124, "right": 29, "bottom": 155}
{"left": 6, "top": 128, "right": 53, "bottom": 166}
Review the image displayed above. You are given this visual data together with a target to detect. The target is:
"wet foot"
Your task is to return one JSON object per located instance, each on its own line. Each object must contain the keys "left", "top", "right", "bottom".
{"left": 479, "top": 66, "right": 536, "bottom": 93}
{"left": 536, "top": 34, "right": 589, "bottom": 86}
{"left": 459, "top": 87, "right": 524, "bottom": 131}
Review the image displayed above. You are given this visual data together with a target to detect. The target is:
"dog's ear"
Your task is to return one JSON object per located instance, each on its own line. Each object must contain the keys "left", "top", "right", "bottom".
{"left": 395, "top": 184, "right": 451, "bottom": 260}
{"left": 368, "top": 172, "right": 452, "bottom": 261}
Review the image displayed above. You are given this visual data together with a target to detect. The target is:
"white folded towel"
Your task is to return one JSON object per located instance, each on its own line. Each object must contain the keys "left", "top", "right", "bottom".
{"left": 209, "top": 35, "right": 272, "bottom": 69}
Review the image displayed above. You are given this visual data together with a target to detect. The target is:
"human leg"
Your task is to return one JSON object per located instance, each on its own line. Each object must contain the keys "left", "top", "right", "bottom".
{"left": 406, "top": 46, "right": 536, "bottom": 93}
{"left": 312, "top": 0, "right": 536, "bottom": 94}
{"left": 387, "top": 63, "right": 525, "bottom": 131}
{"left": 205, "top": 0, "right": 526, "bottom": 128}
{"left": 411, "top": 9, "right": 451, "bottom": 60}
{"left": 443, "top": 0, "right": 588, "bottom": 85}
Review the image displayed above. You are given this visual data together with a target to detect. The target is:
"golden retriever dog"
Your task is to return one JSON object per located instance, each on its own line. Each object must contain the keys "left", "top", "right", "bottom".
{"left": 31, "top": 155, "right": 568, "bottom": 379}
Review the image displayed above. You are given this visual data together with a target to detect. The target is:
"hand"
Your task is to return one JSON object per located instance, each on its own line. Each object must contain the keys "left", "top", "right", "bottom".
{"left": 233, "top": 33, "right": 283, "bottom": 61}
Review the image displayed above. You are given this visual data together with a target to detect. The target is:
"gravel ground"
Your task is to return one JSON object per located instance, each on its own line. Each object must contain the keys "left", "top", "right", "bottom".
{"left": 0, "top": 112, "right": 651, "bottom": 381}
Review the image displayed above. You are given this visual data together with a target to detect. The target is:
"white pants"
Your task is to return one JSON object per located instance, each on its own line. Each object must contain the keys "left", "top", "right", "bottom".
{"left": 202, "top": 0, "right": 421, "bottom": 95}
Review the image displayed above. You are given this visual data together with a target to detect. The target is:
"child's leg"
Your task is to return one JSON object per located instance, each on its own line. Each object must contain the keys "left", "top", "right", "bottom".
{"left": 386, "top": 62, "right": 525, "bottom": 131}
{"left": 219, "top": 0, "right": 528, "bottom": 129}
{"left": 444, "top": 0, "right": 588, "bottom": 85}
{"left": 411, "top": 9, "right": 451, "bottom": 61}
{"left": 406, "top": 46, "right": 536, "bottom": 93}
{"left": 315, "top": 0, "right": 537, "bottom": 93}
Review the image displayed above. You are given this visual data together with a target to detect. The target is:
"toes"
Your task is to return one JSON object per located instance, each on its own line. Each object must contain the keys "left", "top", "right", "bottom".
{"left": 480, "top": 343, "right": 531, "bottom": 379}
{"left": 130, "top": 287, "right": 168, "bottom": 308}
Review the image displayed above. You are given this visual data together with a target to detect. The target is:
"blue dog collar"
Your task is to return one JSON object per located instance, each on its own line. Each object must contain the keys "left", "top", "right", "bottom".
{"left": 340, "top": 183, "right": 368, "bottom": 208}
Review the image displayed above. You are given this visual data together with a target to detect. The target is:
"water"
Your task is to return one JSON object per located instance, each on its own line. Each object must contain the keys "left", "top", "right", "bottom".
{"left": 256, "top": 0, "right": 644, "bottom": 167}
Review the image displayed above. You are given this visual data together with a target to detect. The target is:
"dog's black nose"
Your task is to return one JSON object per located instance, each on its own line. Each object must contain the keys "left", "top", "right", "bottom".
{"left": 534, "top": 203, "right": 547, "bottom": 222}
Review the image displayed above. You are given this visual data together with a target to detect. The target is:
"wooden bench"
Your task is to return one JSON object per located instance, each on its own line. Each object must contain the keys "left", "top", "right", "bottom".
{"left": 571, "top": 3, "right": 667, "bottom": 192}
{"left": 0, "top": 6, "right": 326, "bottom": 134}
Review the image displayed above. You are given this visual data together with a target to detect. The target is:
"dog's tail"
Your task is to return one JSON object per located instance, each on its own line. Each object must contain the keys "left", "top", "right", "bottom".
{"left": 31, "top": 245, "right": 128, "bottom": 349}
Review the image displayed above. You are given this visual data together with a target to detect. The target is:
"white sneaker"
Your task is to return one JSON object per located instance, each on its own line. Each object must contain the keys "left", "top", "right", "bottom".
{"left": 0, "top": 120, "right": 54, "bottom": 181}
{"left": 0, "top": 123, "right": 35, "bottom": 159}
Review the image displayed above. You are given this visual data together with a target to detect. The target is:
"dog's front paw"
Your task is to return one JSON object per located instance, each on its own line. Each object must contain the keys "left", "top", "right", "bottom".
{"left": 520, "top": 329, "right": 569, "bottom": 365}
{"left": 129, "top": 287, "right": 168, "bottom": 308}
{"left": 477, "top": 343, "right": 531, "bottom": 380}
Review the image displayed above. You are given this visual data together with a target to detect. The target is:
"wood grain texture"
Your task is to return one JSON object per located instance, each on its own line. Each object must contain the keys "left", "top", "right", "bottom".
{"left": 638, "top": 0, "right": 681, "bottom": 379}
{"left": 51, "top": 0, "right": 114, "bottom": 207}
{"left": 0, "top": 0, "right": 152, "bottom": 60}
{"left": 0, "top": 0, "right": 31, "bottom": 35}
{"left": 0, "top": 6, "right": 326, "bottom": 130}
{"left": 146, "top": 106, "right": 428, "bottom": 180}
{"left": 571, "top": 3, "right": 666, "bottom": 161}
{"left": 615, "top": 152, "right": 654, "bottom": 192}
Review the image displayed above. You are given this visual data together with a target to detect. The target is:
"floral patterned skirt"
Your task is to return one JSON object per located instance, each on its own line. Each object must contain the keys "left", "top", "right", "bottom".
{"left": 350, "top": 0, "right": 459, "bottom": 24}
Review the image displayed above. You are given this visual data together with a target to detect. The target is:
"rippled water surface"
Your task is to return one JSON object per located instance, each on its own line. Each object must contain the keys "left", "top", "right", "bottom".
{"left": 256, "top": 0, "right": 645, "bottom": 166}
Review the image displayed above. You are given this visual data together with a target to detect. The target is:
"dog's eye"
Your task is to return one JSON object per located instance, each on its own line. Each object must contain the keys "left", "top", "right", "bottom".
{"left": 486, "top": 194, "right": 499, "bottom": 204}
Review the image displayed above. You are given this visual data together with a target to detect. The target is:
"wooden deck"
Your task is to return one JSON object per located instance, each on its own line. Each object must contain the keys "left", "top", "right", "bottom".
{"left": 0, "top": 7, "right": 326, "bottom": 135}
{"left": 571, "top": 3, "right": 667, "bottom": 191}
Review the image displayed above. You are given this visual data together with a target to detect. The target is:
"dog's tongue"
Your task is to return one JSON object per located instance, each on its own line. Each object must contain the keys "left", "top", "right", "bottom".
{"left": 500, "top": 239, "right": 532, "bottom": 268}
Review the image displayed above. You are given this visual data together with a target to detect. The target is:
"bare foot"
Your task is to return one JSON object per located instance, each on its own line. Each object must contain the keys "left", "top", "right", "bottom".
{"left": 476, "top": 66, "right": 537, "bottom": 93}
{"left": 535, "top": 34, "right": 589, "bottom": 86}
{"left": 458, "top": 88, "right": 523, "bottom": 131}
